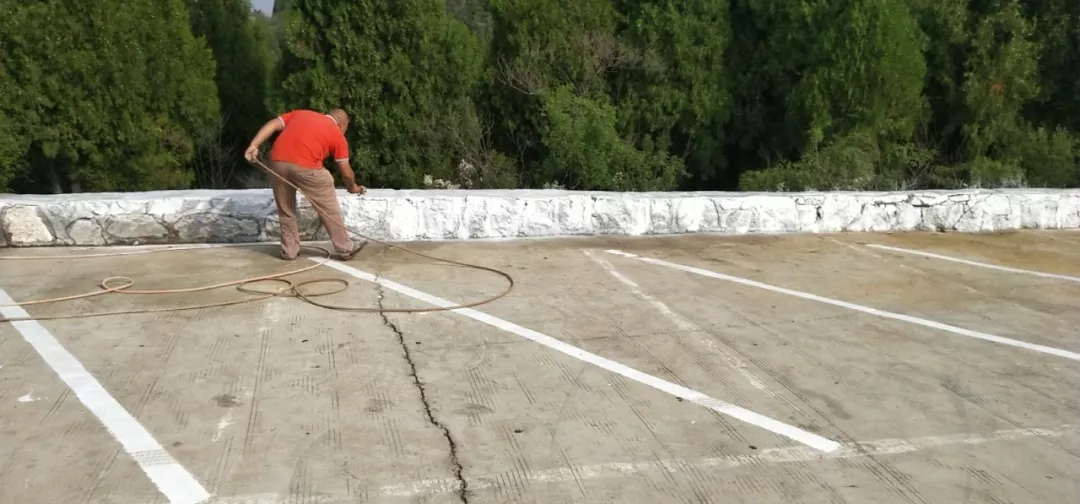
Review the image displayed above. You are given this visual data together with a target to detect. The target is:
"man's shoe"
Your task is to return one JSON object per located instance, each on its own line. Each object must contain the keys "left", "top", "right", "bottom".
{"left": 334, "top": 241, "right": 366, "bottom": 261}
{"left": 280, "top": 250, "right": 297, "bottom": 261}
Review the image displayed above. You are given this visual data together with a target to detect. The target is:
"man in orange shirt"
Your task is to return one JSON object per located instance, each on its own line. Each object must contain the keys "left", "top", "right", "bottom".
{"left": 245, "top": 108, "right": 366, "bottom": 261}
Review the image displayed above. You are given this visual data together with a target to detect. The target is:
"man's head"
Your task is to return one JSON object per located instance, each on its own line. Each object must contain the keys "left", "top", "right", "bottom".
{"left": 328, "top": 108, "right": 349, "bottom": 133}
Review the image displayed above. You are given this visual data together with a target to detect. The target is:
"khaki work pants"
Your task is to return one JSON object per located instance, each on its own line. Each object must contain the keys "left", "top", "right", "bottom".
{"left": 269, "top": 160, "right": 354, "bottom": 259}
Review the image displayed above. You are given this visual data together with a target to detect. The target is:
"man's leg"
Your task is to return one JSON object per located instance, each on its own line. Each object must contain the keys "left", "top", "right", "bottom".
{"left": 293, "top": 168, "right": 356, "bottom": 259}
{"left": 270, "top": 161, "right": 302, "bottom": 260}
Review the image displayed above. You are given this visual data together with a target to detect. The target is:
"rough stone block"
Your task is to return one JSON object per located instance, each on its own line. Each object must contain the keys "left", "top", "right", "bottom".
{"left": 555, "top": 195, "right": 591, "bottom": 236}
{"left": 175, "top": 213, "right": 261, "bottom": 243}
{"left": 0, "top": 207, "right": 8, "bottom": 247}
{"left": 591, "top": 195, "right": 650, "bottom": 236}
{"left": 518, "top": 197, "right": 559, "bottom": 238}
{"left": 263, "top": 203, "right": 326, "bottom": 241}
{"left": 1057, "top": 194, "right": 1080, "bottom": 228}
{"left": 673, "top": 198, "right": 717, "bottom": 235}
{"left": 103, "top": 214, "right": 169, "bottom": 245}
{"left": 66, "top": 218, "right": 107, "bottom": 246}
{"left": 3, "top": 205, "right": 55, "bottom": 245}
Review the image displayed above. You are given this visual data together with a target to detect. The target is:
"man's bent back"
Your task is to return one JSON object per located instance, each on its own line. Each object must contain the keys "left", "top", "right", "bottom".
{"left": 270, "top": 110, "right": 350, "bottom": 170}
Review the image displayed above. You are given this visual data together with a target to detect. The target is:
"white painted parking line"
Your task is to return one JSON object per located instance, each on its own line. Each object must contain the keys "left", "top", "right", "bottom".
{"left": 865, "top": 243, "right": 1080, "bottom": 283}
{"left": 311, "top": 258, "right": 842, "bottom": 453}
{"left": 605, "top": 250, "right": 1080, "bottom": 363}
{"left": 0, "top": 288, "right": 211, "bottom": 504}
{"left": 212, "top": 423, "right": 1076, "bottom": 501}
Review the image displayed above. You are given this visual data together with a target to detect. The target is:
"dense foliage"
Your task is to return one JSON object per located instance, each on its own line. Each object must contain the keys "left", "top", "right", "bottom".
{"left": 0, "top": 0, "right": 1076, "bottom": 194}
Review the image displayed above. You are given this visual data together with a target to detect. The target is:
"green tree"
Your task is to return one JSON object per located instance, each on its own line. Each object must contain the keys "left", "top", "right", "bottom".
{"left": 1020, "top": 0, "right": 1080, "bottom": 133}
{"left": 0, "top": 0, "right": 219, "bottom": 193}
{"left": 909, "top": 0, "right": 1071, "bottom": 187}
{"left": 273, "top": 0, "right": 485, "bottom": 189}
{"left": 0, "top": 113, "right": 23, "bottom": 192}
{"left": 273, "top": 0, "right": 295, "bottom": 15}
{"left": 1018, "top": 0, "right": 1080, "bottom": 186}
{"left": 484, "top": 0, "right": 621, "bottom": 188}
{"left": 485, "top": 0, "right": 688, "bottom": 190}
{"left": 609, "top": 0, "right": 733, "bottom": 188}
{"left": 539, "top": 85, "right": 683, "bottom": 191}
{"left": 185, "top": 0, "right": 274, "bottom": 188}
{"left": 732, "top": 0, "right": 930, "bottom": 191}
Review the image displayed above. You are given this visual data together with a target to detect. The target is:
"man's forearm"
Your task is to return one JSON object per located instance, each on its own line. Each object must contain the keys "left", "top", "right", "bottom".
{"left": 337, "top": 162, "right": 358, "bottom": 186}
{"left": 248, "top": 118, "right": 283, "bottom": 149}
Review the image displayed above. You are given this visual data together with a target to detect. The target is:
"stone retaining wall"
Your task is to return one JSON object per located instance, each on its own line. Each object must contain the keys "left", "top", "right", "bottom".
{"left": 1, "top": 188, "right": 1078, "bottom": 247}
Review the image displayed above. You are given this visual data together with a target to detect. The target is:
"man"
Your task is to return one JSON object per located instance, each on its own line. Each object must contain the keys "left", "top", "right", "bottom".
{"left": 244, "top": 108, "right": 366, "bottom": 261}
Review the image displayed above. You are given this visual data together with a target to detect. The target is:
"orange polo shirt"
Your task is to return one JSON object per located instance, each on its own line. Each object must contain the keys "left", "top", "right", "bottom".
{"left": 269, "top": 110, "right": 350, "bottom": 169}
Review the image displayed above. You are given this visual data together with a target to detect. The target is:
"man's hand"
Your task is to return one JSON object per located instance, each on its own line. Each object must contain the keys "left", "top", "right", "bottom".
{"left": 244, "top": 144, "right": 260, "bottom": 162}
{"left": 347, "top": 183, "right": 367, "bottom": 195}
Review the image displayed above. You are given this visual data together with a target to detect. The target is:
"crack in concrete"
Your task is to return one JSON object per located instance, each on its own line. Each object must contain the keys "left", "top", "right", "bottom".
{"left": 375, "top": 279, "right": 469, "bottom": 504}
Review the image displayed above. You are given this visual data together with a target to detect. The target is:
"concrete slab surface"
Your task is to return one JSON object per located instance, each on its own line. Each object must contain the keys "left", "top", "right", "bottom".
{"left": 0, "top": 230, "right": 1078, "bottom": 504}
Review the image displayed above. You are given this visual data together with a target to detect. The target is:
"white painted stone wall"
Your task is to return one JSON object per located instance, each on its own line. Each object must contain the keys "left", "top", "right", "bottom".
{"left": 0, "top": 188, "right": 1078, "bottom": 247}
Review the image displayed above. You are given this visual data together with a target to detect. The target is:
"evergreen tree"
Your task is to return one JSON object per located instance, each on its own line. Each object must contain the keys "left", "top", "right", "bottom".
{"left": 0, "top": 0, "right": 1076, "bottom": 193}
{"left": 610, "top": 0, "right": 733, "bottom": 188}
{"left": 731, "top": 0, "right": 929, "bottom": 190}
{"left": 273, "top": 0, "right": 485, "bottom": 189}
{"left": 0, "top": 0, "right": 219, "bottom": 193}
{"left": 186, "top": 0, "right": 274, "bottom": 188}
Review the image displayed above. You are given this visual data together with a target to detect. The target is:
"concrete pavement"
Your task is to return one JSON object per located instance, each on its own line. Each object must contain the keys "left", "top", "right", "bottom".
{"left": 1, "top": 230, "right": 1077, "bottom": 503}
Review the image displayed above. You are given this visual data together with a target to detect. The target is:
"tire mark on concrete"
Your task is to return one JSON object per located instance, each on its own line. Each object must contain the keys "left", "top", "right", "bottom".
{"left": 323, "top": 333, "right": 339, "bottom": 379}
{"left": 62, "top": 418, "right": 90, "bottom": 440}
{"left": 365, "top": 379, "right": 394, "bottom": 419}
{"left": 605, "top": 322, "right": 755, "bottom": 448}
{"left": 646, "top": 450, "right": 697, "bottom": 504}
{"left": 940, "top": 378, "right": 1080, "bottom": 459}
{"left": 496, "top": 424, "right": 531, "bottom": 500}
{"left": 187, "top": 360, "right": 223, "bottom": 386}
{"left": 208, "top": 436, "right": 235, "bottom": 493}
{"left": 132, "top": 377, "right": 159, "bottom": 418}
{"left": 158, "top": 317, "right": 183, "bottom": 370}
{"left": 170, "top": 393, "right": 190, "bottom": 430}
{"left": 552, "top": 358, "right": 588, "bottom": 390}
{"left": 678, "top": 456, "right": 727, "bottom": 503}
{"left": 40, "top": 387, "right": 69, "bottom": 424}
{"left": 975, "top": 461, "right": 1056, "bottom": 504}
{"left": 608, "top": 324, "right": 691, "bottom": 388}
{"left": 555, "top": 444, "right": 589, "bottom": 500}
{"left": 207, "top": 334, "right": 229, "bottom": 364}
{"left": 286, "top": 314, "right": 304, "bottom": 330}
{"left": 296, "top": 372, "right": 319, "bottom": 396}
{"left": 379, "top": 416, "right": 405, "bottom": 459}
{"left": 585, "top": 250, "right": 775, "bottom": 400}
{"left": 465, "top": 366, "right": 498, "bottom": 411}
{"left": 512, "top": 373, "right": 536, "bottom": 405}
{"left": 0, "top": 446, "right": 21, "bottom": 490}
{"left": 287, "top": 455, "right": 311, "bottom": 504}
{"left": 706, "top": 306, "right": 932, "bottom": 504}
{"left": 783, "top": 463, "right": 848, "bottom": 503}
{"left": 242, "top": 328, "right": 270, "bottom": 457}
{"left": 12, "top": 346, "right": 35, "bottom": 367}
{"left": 79, "top": 447, "right": 120, "bottom": 504}
{"left": 330, "top": 390, "right": 342, "bottom": 451}
{"left": 815, "top": 312, "right": 1080, "bottom": 466}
